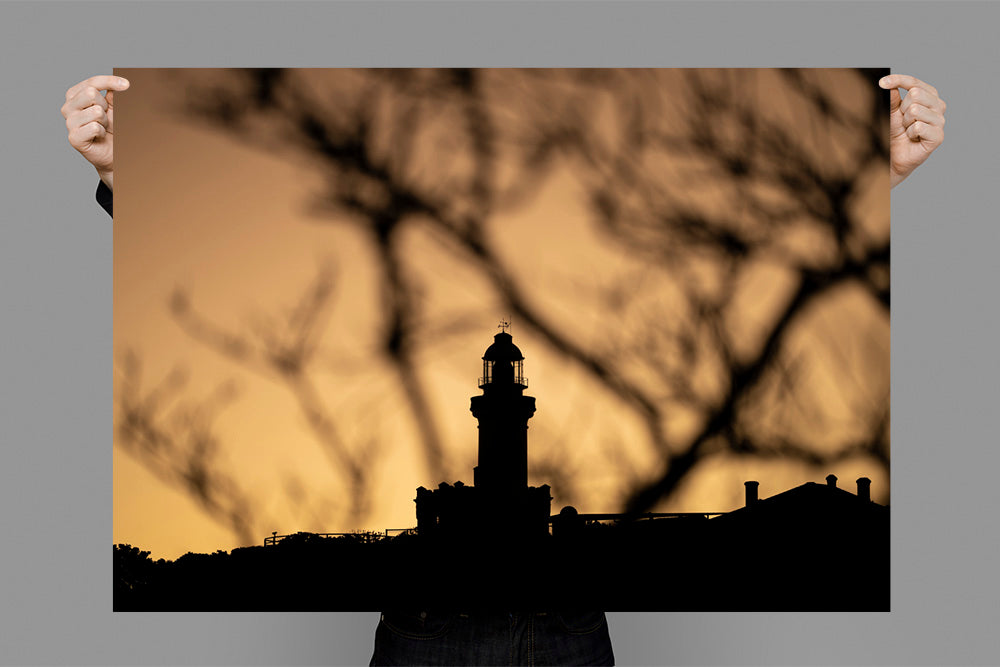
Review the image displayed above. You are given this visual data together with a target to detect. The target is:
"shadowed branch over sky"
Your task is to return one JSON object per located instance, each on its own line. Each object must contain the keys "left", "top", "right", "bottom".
{"left": 114, "top": 68, "right": 889, "bottom": 550}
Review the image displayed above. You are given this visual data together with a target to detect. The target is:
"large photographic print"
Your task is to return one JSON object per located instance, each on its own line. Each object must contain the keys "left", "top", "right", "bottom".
{"left": 113, "top": 68, "right": 890, "bottom": 610}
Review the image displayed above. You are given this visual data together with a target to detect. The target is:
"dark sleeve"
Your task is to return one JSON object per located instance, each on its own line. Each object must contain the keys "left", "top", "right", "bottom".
{"left": 96, "top": 180, "right": 113, "bottom": 217}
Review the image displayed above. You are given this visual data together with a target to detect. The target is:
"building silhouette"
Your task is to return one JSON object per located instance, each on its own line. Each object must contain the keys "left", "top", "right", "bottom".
{"left": 415, "top": 328, "right": 551, "bottom": 541}
{"left": 721, "top": 473, "right": 885, "bottom": 524}
{"left": 412, "top": 328, "right": 888, "bottom": 547}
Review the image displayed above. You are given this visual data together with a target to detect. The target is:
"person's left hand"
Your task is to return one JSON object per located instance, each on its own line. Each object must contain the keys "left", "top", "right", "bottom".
{"left": 62, "top": 75, "right": 130, "bottom": 191}
{"left": 879, "top": 74, "right": 946, "bottom": 188}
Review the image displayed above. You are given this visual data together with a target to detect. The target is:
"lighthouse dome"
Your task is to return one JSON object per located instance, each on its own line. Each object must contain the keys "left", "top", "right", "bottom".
{"left": 482, "top": 331, "right": 524, "bottom": 362}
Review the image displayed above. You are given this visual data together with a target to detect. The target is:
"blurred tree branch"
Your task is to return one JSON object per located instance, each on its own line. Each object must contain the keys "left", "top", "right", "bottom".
{"left": 168, "top": 264, "right": 377, "bottom": 522}
{"left": 114, "top": 352, "right": 257, "bottom": 544}
{"left": 118, "top": 68, "right": 890, "bottom": 543}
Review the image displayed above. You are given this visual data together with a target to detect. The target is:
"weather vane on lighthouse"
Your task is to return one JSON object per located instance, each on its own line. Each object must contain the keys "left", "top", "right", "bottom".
{"left": 498, "top": 319, "right": 511, "bottom": 334}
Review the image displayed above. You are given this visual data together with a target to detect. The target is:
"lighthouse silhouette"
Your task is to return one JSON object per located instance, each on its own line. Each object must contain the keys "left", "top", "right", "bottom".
{"left": 472, "top": 326, "right": 534, "bottom": 491}
{"left": 415, "top": 324, "right": 552, "bottom": 541}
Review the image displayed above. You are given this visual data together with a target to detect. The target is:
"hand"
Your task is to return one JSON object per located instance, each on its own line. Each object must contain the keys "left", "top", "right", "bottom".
{"left": 62, "top": 75, "right": 130, "bottom": 191}
{"left": 879, "top": 74, "right": 946, "bottom": 189}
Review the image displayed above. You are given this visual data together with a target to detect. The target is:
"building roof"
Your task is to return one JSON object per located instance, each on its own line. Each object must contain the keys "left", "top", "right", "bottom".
{"left": 718, "top": 480, "right": 887, "bottom": 524}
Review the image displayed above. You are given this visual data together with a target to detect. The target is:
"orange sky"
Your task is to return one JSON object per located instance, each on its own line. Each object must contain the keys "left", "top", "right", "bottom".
{"left": 113, "top": 69, "right": 889, "bottom": 559}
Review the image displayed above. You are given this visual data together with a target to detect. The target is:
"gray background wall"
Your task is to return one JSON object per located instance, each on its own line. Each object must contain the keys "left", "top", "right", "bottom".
{"left": 0, "top": 2, "right": 996, "bottom": 664}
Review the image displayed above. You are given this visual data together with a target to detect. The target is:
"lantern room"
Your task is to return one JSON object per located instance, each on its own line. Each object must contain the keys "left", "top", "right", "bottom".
{"left": 479, "top": 330, "right": 528, "bottom": 389}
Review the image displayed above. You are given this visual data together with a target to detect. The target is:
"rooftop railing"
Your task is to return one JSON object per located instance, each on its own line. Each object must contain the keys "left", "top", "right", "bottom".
{"left": 548, "top": 511, "right": 725, "bottom": 523}
{"left": 478, "top": 376, "right": 528, "bottom": 388}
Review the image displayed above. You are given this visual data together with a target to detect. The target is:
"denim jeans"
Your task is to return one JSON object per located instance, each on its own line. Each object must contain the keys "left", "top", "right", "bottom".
{"left": 370, "top": 611, "right": 614, "bottom": 666}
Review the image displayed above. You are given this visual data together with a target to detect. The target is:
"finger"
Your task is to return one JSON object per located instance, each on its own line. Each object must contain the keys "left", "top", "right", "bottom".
{"left": 905, "top": 120, "right": 944, "bottom": 148}
{"left": 878, "top": 74, "right": 939, "bottom": 98}
{"left": 68, "top": 120, "right": 108, "bottom": 147}
{"left": 902, "top": 104, "right": 945, "bottom": 130}
{"left": 65, "top": 104, "right": 109, "bottom": 133}
{"left": 65, "top": 75, "right": 130, "bottom": 102}
{"left": 904, "top": 85, "right": 947, "bottom": 114}
{"left": 887, "top": 86, "right": 902, "bottom": 113}
{"left": 61, "top": 86, "right": 109, "bottom": 118}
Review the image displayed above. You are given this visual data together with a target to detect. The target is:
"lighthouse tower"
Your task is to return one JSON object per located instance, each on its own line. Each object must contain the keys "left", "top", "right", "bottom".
{"left": 414, "top": 323, "right": 551, "bottom": 540}
{"left": 471, "top": 325, "right": 535, "bottom": 492}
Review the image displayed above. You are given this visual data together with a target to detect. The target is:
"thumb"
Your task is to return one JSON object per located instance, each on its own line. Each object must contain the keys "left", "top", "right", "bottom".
{"left": 878, "top": 76, "right": 902, "bottom": 112}
{"left": 106, "top": 91, "right": 116, "bottom": 134}
{"left": 106, "top": 77, "right": 129, "bottom": 110}
{"left": 887, "top": 87, "right": 901, "bottom": 113}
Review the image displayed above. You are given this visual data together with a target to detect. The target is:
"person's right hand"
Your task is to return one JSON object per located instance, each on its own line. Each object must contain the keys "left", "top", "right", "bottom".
{"left": 879, "top": 74, "right": 946, "bottom": 188}
{"left": 61, "top": 75, "right": 130, "bottom": 191}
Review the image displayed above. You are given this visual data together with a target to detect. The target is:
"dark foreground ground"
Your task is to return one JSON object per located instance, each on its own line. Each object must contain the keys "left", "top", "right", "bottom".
{"left": 115, "top": 507, "right": 888, "bottom": 611}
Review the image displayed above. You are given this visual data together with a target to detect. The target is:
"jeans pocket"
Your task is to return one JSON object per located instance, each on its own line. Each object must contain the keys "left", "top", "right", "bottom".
{"left": 380, "top": 610, "right": 453, "bottom": 640}
{"left": 554, "top": 610, "right": 606, "bottom": 635}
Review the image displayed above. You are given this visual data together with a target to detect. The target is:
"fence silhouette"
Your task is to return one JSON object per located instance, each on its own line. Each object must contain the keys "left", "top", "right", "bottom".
{"left": 263, "top": 528, "right": 417, "bottom": 546}
{"left": 262, "top": 512, "right": 727, "bottom": 545}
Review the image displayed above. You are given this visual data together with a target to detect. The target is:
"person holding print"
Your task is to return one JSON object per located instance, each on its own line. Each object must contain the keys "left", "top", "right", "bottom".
{"left": 67, "top": 70, "right": 945, "bottom": 666}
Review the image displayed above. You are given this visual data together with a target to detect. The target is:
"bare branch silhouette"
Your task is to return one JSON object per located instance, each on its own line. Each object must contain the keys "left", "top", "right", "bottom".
{"left": 114, "top": 352, "right": 257, "bottom": 544}
{"left": 168, "top": 264, "right": 377, "bottom": 522}
{"left": 118, "top": 68, "right": 890, "bottom": 545}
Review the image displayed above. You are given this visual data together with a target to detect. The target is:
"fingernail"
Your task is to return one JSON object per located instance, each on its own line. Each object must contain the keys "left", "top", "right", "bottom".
{"left": 118, "top": 77, "right": 130, "bottom": 87}
{"left": 878, "top": 76, "right": 889, "bottom": 88}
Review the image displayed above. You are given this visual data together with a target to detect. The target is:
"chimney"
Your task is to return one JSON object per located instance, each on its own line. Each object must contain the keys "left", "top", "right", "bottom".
{"left": 857, "top": 477, "right": 871, "bottom": 502}
{"left": 826, "top": 474, "right": 838, "bottom": 488}
{"left": 744, "top": 480, "right": 759, "bottom": 507}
